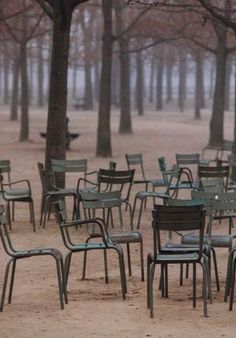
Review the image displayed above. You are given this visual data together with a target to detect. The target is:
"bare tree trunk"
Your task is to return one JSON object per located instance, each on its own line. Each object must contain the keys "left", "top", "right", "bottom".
{"left": 10, "top": 57, "right": 20, "bottom": 121}
{"left": 3, "top": 50, "right": 9, "bottom": 105}
{"left": 81, "top": 9, "right": 93, "bottom": 110}
{"left": 178, "top": 50, "right": 187, "bottom": 112}
{"left": 149, "top": 50, "right": 155, "bottom": 103}
{"left": 96, "top": 0, "right": 113, "bottom": 157}
{"left": 136, "top": 51, "right": 144, "bottom": 116}
{"left": 37, "top": 36, "right": 44, "bottom": 107}
{"left": 194, "top": 51, "right": 205, "bottom": 119}
{"left": 119, "top": 38, "right": 132, "bottom": 132}
{"left": 166, "top": 52, "right": 174, "bottom": 104}
{"left": 45, "top": 8, "right": 72, "bottom": 182}
{"left": 19, "top": 41, "right": 29, "bottom": 141}
{"left": 111, "top": 53, "right": 119, "bottom": 107}
{"left": 208, "top": 25, "right": 227, "bottom": 147}
{"left": 93, "top": 29, "right": 100, "bottom": 103}
{"left": 224, "top": 54, "right": 232, "bottom": 111}
{"left": 156, "top": 48, "right": 164, "bottom": 111}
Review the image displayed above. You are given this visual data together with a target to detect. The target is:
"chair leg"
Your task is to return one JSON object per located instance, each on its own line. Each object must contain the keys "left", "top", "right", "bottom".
{"left": 0, "top": 259, "right": 14, "bottom": 311}
{"left": 137, "top": 199, "right": 144, "bottom": 230}
{"left": 131, "top": 196, "right": 137, "bottom": 228}
{"left": 126, "top": 243, "right": 132, "bottom": 276}
{"left": 225, "top": 249, "right": 235, "bottom": 302}
{"left": 52, "top": 255, "right": 65, "bottom": 310}
{"left": 12, "top": 201, "right": 15, "bottom": 221}
{"left": 149, "top": 262, "right": 156, "bottom": 318}
{"left": 193, "top": 263, "right": 196, "bottom": 308}
{"left": 42, "top": 196, "right": 50, "bottom": 228}
{"left": 147, "top": 254, "right": 152, "bottom": 308}
{"left": 59, "top": 257, "right": 68, "bottom": 304}
{"left": 211, "top": 248, "right": 220, "bottom": 291}
{"left": 200, "top": 261, "right": 208, "bottom": 317}
{"left": 112, "top": 245, "right": 127, "bottom": 299}
{"left": 229, "top": 257, "right": 236, "bottom": 311}
{"left": 8, "top": 260, "right": 17, "bottom": 304}
{"left": 30, "top": 200, "right": 36, "bottom": 232}
{"left": 6, "top": 202, "right": 12, "bottom": 230}
{"left": 39, "top": 196, "right": 45, "bottom": 226}
{"left": 140, "top": 239, "right": 145, "bottom": 282}
{"left": 179, "top": 263, "right": 183, "bottom": 286}
{"left": 164, "top": 264, "right": 168, "bottom": 298}
{"left": 64, "top": 252, "right": 72, "bottom": 285}
{"left": 103, "top": 249, "right": 109, "bottom": 284}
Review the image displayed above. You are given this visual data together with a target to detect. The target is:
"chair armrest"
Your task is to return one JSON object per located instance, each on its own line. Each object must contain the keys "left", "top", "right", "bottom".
{"left": 61, "top": 217, "right": 110, "bottom": 245}
{"left": 77, "top": 177, "right": 98, "bottom": 191}
{"left": 86, "top": 170, "right": 98, "bottom": 176}
{"left": 8, "top": 179, "right": 32, "bottom": 194}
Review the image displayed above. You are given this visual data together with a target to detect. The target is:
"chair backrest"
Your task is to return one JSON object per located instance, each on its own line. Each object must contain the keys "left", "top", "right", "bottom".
{"left": 217, "top": 140, "right": 233, "bottom": 164}
{"left": 176, "top": 153, "right": 200, "bottom": 180}
{"left": 152, "top": 204, "right": 205, "bottom": 258}
{"left": 79, "top": 190, "right": 123, "bottom": 226}
{"left": 198, "top": 165, "right": 229, "bottom": 192}
{"left": 37, "top": 162, "right": 56, "bottom": 192}
{"left": 158, "top": 157, "right": 171, "bottom": 185}
{"left": 51, "top": 159, "right": 88, "bottom": 174}
{"left": 80, "top": 190, "right": 122, "bottom": 210}
{"left": 0, "top": 160, "right": 11, "bottom": 183}
{"left": 125, "top": 153, "right": 146, "bottom": 181}
{"left": 176, "top": 153, "right": 200, "bottom": 166}
{"left": 98, "top": 168, "right": 134, "bottom": 202}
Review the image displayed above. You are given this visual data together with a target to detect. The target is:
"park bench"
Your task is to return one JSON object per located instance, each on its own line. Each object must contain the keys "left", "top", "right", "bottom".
{"left": 40, "top": 132, "right": 80, "bottom": 150}
{"left": 73, "top": 98, "right": 85, "bottom": 110}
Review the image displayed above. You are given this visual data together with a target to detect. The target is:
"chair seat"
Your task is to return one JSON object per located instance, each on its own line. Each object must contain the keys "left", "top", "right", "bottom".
{"left": 4, "top": 193, "right": 31, "bottom": 201}
{"left": 6, "top": 188, "right": 30, "bottom": 197}
{"left": 135, "top": 191, "right": 170, "bottom": 200}
{"left": 110, "top": 231, "right": 142, "bottom": 244}
{"left": 148, "top": 251, "right": 200, "bottom": 263}
{"left": 14, "top": 247, "right": 63, "bottom": 258}
{"left": 182, "top": 233, "right": 233, "bottom": 247}
{"left": 149, "top": 178, "right": 166, "bottom": 187}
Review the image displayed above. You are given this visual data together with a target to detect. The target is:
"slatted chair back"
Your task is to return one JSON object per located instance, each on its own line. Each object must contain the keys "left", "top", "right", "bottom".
{"left": 198, "top": 165, "right": 229, "bottom": 192}
{"left": 152, "top": 204, "right": 205, "bottom": 260}
{"left": 0, "top": 160, "right": 11, "bottom": 184}
{"left": 79, "top": 190, "right": 123, "bottom": 228}
{"left": 125, "top": 153, "right": 146, "bottom": 182}
{"left": 51, "top": 159, "right": 88, "bottom": 174}
{"left": 98, "top": 168, "right": 134, "bottom": 203}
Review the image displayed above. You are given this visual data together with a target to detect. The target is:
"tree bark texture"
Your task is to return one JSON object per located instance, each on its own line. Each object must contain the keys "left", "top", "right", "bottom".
{"left": 96, "top": 0, "right": 113, "bottom": 157}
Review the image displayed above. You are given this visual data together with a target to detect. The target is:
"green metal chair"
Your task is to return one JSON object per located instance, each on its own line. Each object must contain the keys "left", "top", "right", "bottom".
{"left": 184, "top": 191, "right": 236, "bottom": 293}
{"left": 125, "top": 153, "right": 166, "bottom": 192}
{"left": 175, "top": 152, "right": 207, "bottom": 182}
{"left": 79, "top": 190, "right": 144, "bottom": 281}
{"left": 0, "top": 166, "right": 35, "bottom": 231}
{"left": 158, "top": 156, "right": 197, "bottom": 198}
{"left": 125, "top": 154, "right": 169, "bottom": 229}
{"left": 0, "top": 205, "right": 67, "bottom": 311}
{"left": 53, "top": 200, "right": 127, "bottom": 299}
{"left": 51, "top": 158, "right": 97, "bottom": 218}
{"left": 37, "top": 162, "right": 78, "bottom": 228}
{"left": 198, "top": 165, "right": 229, "bottom": 192}
{"left": 147, "top": 204, "right": 210, "bottom": 318}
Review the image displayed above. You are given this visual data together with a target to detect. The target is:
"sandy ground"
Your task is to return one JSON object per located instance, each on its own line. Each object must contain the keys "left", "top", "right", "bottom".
{"left": 0, "top": 105, "right": 236, "bottom": 338}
